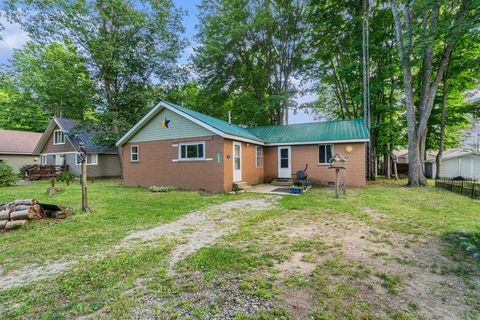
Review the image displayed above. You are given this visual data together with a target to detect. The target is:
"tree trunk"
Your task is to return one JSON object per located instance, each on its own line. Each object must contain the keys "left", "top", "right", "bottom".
{"left": 436, "top": 69, "right": 448, "bottom": 178}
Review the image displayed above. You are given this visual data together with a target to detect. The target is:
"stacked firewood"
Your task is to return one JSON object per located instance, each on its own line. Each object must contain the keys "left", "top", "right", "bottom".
{"left": 0, "top": 199, "right": 72, "bottom": 231}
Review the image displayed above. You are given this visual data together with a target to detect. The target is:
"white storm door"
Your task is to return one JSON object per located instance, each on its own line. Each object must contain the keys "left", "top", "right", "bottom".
{"left": 54, "top": 154, "right": 64, "bottom": 166}
{"left": 278, "top": 146, "right": 291, "bottom": 178}
{"left": 233, "top": 142, "right": 242, "bottom": 182}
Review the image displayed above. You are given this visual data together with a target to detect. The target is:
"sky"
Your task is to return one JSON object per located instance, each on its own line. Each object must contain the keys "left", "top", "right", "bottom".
{"left": 0, "top": 1, "right": 316, "bottom": 124}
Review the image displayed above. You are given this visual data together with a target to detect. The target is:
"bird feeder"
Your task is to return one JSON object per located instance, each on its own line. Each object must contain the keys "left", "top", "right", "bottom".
{"left": 328, "top": 153, "right": 347, "bottom": 197}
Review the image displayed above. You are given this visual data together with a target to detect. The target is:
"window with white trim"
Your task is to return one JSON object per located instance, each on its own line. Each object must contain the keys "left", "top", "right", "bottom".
{"left": 318, "top": 144, "right": 333, "bottom": 164}
{"left": 179, "top": 142, "right": 205, "bottom": 160}
{"left": 256, "top": 146, "right": 263, "bottom": 168}
{"left": 54, "top": 130, "right": 65, "bottom": 145}
{"left": 76, "top": 153, "right": 98, "bottom": 165}
{"left": 131, "top": 145, "right": 139, "bottom": 162}
{"left": 41, "top": 155, "right": 47, "bottom": 165}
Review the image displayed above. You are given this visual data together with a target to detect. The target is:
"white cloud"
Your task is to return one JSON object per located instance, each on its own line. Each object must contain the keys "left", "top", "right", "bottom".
{"left": 0, "top": 16, "right": 29, "bottom": 62}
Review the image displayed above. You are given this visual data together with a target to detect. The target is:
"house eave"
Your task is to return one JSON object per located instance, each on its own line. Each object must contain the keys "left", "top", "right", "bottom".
{"left": 264, "top": 138, "right": 370, "bottom": 146}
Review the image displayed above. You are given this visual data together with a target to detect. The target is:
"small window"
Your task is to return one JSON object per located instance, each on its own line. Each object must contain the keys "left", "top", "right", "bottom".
{"left": 256, "top": 146, "right": 263, "bottom": 168}
{"left": 131, "top": 145, "right": 139, "bottom": 162}
{"left": 87, "top": 154, "right": 98, "bottom": 165}
{"left": 54, "top": 130, "right": 65, "bottom": 145}
{"left": 179, "top": 142, "right": 205, "bottom": 160}
{"left": 41, "top": 155, "right": 47, "bottom": 165}
{"left": 319, "top": 144, "right": 333, "bottom": 164}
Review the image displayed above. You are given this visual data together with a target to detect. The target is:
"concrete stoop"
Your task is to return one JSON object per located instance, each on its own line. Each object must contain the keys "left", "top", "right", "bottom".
{"left": 271, "top": 178, "right": 293, "bottom": 187}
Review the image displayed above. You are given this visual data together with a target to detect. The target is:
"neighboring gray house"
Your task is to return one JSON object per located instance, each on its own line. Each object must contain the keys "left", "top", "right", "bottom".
{"left": 426, "top": 150, "right": 480, "bottom": 179}
{"left": 33, "top": 117, "right": 121, "bottom": 177}
{"left": 0, "top": 129, "right": 42, "bottom": 173}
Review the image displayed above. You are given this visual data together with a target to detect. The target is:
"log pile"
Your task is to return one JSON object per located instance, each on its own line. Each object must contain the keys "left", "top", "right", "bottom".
{"left": 0, "top": 199, "right": 73, "bottom": 232}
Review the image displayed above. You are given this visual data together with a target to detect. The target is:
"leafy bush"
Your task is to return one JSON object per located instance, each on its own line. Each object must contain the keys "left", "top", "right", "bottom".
{"left": 0, "top": 162, "right": 17, "bottom": 186}
{"left": 149, "top": 185, "right": 178, "bottom": 193}
{"left": 57, "top": 171, "right": 75, "bottom": 185}
{"left": 50, "top": 178, "right": 56, "bottom": 188}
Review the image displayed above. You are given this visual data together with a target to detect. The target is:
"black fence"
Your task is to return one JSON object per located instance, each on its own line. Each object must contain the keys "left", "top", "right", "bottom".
{"left": 435, "top": 177, "right": 480, "bottom": 200}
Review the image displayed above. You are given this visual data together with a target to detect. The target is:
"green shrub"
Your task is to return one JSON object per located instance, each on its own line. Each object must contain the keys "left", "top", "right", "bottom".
{"left": 57, "top": 171, "right": 75, "bottom": 185}
{"left": 50, "top": 178, "right": 56, "bottom": 188}
{"left": 149, "top": 185, "right": 178, "bottom": 192}
{"left": 0, "top": 162, "right": 17, "bottom": 186}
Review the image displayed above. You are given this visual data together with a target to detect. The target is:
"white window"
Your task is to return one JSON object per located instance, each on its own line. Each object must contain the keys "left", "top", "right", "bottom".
{"left": 256, "top": 146, "right": 263, "bottom": 168}
{"left": 76, "top": 153, "right": 98, "bottom": 165}
{"left": 179, "top": 142, "right": 205, "bottom": 160}
{"left": 131, "top": 145, "right": 139, "bottom": 162}
{"left": 318, "top": 144, "right": 334, "bottom": 164}
{"left": 54, "top": 130, "right": 65, "bottom": 145}
{"left": 41, "top": 155, "right": 47, "bottom": 165}
{"left": 87, "top": 154, "right": 98, "bottom": 165}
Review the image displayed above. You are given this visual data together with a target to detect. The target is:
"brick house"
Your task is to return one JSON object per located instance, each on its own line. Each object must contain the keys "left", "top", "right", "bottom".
{"left": 116, "top": 101, "right": 369, "bottom": 192}
{"left": 33, "top": 117, "right": 121, "bottom": 177}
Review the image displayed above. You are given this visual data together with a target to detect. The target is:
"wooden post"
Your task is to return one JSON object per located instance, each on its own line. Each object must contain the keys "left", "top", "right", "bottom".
{"left": 79, "top": 142, "right": 90, "bottom": 212}
{"left": 472, "top": 181, "right": 475, "bottom": 199}
{"left": 342, "top": 169, "right": 346, "bottom": 195}
{"left": 335, "top": 169, "right": 340, "bottom": 198}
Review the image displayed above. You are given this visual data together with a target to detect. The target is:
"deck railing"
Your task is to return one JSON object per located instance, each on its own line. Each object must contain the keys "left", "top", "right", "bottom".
{"left": 25, "top": 165, "right": 69, "bottom": 180}
{"left": 435, "top": 177, "right": 479, "bottom": 200}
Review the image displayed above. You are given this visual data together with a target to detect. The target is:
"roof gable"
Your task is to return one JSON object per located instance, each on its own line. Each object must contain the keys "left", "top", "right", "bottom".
{"left": 117, "top": 101, "right": 264, "bottom": 146}
{"left": 129, "top": 108, "right": 214, "bottom": 143}
{"left": 34, "top": 117, "right": 118, "bottom": 154}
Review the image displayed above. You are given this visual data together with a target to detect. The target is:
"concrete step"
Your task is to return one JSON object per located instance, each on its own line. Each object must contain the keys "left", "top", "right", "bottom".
{"left": 233, "top": 181, "right": 249, "bottom": 191}
{"left": 271, "top": 178, "right": 293, "bottom": 187}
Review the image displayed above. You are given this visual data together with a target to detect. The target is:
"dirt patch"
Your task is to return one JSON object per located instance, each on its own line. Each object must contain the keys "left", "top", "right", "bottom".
{"left": 268, "top": 210, "right": 480, "bottom": 319}
{"left": 276, "top": 252, "right": 316, "bottom": 277}
{"left": 0, "top": 196, "right": 280, "bottom": 289}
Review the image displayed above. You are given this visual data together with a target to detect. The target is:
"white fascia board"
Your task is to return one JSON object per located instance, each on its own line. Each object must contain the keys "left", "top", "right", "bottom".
{"left": 265, "top": 139, "right": 369, "bottom": 146}
{"left": 223, "top": 134, "right": 264, "bottom": 145}
{"left": 32, "top": 120, "right": 58, "bottom": 154}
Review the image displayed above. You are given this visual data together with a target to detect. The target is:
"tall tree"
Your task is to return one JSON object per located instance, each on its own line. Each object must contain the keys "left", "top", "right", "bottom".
{"left": 9, "top": 41, "right": 96, "bottom": 119}
{"left": 389, "top": 0, "right": 479, "bottom": 186}
{"left": 4, "top": 0, "right": 187, "bottom": 145}
{"left": 194, "top": 0, "right": 307, "bottom": 126}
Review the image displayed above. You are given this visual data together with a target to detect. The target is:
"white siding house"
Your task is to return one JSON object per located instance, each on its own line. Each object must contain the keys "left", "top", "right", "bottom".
{"left": 429, "top": 151, "right": 480, "bottom": 179}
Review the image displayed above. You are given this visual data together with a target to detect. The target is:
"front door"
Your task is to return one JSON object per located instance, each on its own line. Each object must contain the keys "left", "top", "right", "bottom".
{"left": 54, "top": 154, "right": 64, "bottom": 166}
{"left": 278, "top": 146, "right": 291, "bottom": 178}
{"left": 233, "top": 142, "right": 242, "bottom": 182}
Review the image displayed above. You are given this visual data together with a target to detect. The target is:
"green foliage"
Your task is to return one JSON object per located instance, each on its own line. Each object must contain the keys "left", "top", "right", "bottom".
{"left": 180, "top": 246, "right": 269, "bottom": 274}
{"left": 49, "top": 178, "right": 56, "bottom": 188}
{"left": 57, "top": 172, "right": 75, "bottom": 186}
{"left": 0, "top": 162, "right": 17, "bottom": 187}
{"left": 3, "top": 0, "right": 187, "bottom": 145}
{"left": 149, "top": 185, "right": 178, "bottom": 193}
{"left": 194, "top": 0, "right": 308, "bottom": 125}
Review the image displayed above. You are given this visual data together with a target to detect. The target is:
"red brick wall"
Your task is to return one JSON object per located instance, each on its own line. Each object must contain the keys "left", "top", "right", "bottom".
{"left": 41, "top": 125, "right": 76, "bottom": 154}
{"left": 263, "top": 142, "right": 366, "bottom": 187}
{"left": 123, "top": 135, "right": 225, "bottom": 192}
{"left": 223, "top": 140, "right": 263, "bottom": 191}
{"left": 263, "top": 146, "right": 278, "bottom": 182}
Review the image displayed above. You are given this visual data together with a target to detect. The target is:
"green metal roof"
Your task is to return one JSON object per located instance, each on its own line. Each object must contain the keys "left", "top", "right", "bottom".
{"left": 246, "top": 119, "right": 369, "bottom": 144}
{"left": 162, "top": 101, "right": 263, "bottom": 142}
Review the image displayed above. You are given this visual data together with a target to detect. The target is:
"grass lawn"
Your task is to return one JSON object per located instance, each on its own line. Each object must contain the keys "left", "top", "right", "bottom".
{"left": 0, "top": 178, "right": 479, "bottom": 319}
